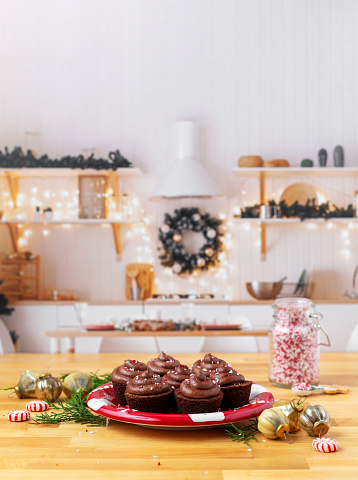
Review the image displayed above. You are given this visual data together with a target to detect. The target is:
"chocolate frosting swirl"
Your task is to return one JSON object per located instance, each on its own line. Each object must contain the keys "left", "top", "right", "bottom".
{"left": 147, "top": 351, "right": 180, "bottom": 376}
{"left": 111, "top": 359, "right": 147, "bottom": 384}
{"left": 192, "top": 353, "right": 226, "bottom": 375}
{"left": 209, "top": 364, "right": 245, "bottom": 387}
{"left": 179, "top": 366, "right": 221, "bottom": 399}
{"left": 126, "top": 369, "right": 170, "bottom": 396}
{"left": 163, "top": 364, "right": 192, "bottom": 388}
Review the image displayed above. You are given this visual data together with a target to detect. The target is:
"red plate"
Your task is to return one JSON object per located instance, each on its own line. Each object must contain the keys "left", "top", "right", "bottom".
{"left": 203, "top": 324, "right": 242, "bottom": 330}
{"left": 86, "top": 382, "right": 274, "bottom": 430}
{"left": 84, "top": 325, "right": 114, "bottom": 331}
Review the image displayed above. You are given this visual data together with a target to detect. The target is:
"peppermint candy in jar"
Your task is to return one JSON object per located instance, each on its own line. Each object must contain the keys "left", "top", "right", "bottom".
{"left": 268, "top": 298, "right": 330, "bottom": 388}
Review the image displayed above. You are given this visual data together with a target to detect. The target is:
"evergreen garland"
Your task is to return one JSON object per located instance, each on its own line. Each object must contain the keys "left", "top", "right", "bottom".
{"left": 239, "top": 198, "right": 355, "bottom": 221}
{"left": 0, "top": 281, "right": 14, "bottom": 315}
{"left": 158, "top": 207, "right": 223, "bottom": 275}
{"left": 0, "top": 146, "right": 132, "bottom": 170}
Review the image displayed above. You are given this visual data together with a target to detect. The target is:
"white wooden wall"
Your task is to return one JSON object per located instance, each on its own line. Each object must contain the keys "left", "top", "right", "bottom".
{"left": 0, "top": 0, "right": 358, "bottom": 301}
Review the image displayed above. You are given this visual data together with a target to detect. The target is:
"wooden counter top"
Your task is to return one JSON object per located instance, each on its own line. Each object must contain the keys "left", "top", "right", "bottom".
{"left": 0, "top": 352, "right": 357, "bottom": 479}
{"left": 9, "top": 298, "right": 358, "bottom": 306}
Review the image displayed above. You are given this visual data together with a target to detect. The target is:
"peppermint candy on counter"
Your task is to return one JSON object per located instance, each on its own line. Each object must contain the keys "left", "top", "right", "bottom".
{"left": 313, "top": 437, "right": 339, "bottom": 453}
{"left": 7, "top": 410, "right": 30, "bottom": 422}
{"left": 26, "top": 400, "right": 49, "bottom": 412}
{"left": 270, "top": 302, "right": 319, "bottom": 385}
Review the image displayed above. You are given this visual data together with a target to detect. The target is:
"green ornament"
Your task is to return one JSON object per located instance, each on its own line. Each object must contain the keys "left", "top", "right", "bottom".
{"left": 301, "top": 159, "right": 314, "bottom": 167}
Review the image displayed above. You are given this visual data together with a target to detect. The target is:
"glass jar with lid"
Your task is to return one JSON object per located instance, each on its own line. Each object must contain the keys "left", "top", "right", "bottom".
{"left": 269, "top": 297, "right": 330, "bottom": 388}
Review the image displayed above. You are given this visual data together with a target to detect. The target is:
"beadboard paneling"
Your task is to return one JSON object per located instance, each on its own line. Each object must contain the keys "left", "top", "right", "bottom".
{"left": 0, "top": 0, "right": 357, "bottom": 301}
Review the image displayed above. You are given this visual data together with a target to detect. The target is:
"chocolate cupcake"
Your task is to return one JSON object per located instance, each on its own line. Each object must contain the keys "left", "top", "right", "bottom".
{"left": 111, "top": 359, "right": 147, "bottom": 405}
{"left": 210, "top": 364, "right": 252, "bottom": 410}
{"left": 163, "top": 364, "right": 192, "bottom": 389}
{"left": 174, "top": 365, "right": 223, "bottom": 414}
{"left": 125, "top": 369, "right": 173, "bottom": 413}
{"left": 192, "top": 353, "right": 226, "bottom": 377}
{"left": 147, "top": 351, "right": 180, "bottom": 376}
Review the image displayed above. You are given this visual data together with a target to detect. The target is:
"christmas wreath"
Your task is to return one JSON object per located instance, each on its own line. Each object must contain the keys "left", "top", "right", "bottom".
{"left": 158, "top": 207, "right": 223, "bottom": 275}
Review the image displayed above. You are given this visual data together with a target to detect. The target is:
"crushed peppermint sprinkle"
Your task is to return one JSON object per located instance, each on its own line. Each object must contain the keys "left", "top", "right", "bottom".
{"left": 90, "top": 431, "right": 95, "bottom": 434}
{"left": 247, "top": 449, "right": 252, "bottom": 452}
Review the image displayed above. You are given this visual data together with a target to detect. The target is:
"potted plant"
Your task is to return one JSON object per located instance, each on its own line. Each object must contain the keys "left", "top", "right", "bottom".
{"left": 0, "top": 280, "right": 17, "bottom": 349}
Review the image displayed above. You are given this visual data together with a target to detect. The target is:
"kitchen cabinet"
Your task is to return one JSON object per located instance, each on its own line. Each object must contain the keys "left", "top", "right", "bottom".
{"left": 0, "top": 167, "right": 143, "bottom": 260}
{"left": 232, "top": 167, "right": 358, "bottom": 260}
{"left": 0, "top": 255, "right": 41, "bottom": 299}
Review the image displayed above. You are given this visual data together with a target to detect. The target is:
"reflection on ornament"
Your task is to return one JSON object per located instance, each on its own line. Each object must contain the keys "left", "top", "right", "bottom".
{"left": 161, "top": 224, "right": 170, "bottom": 233}
{"left": 300, "top": 405, "right": 331, "bottom": 437}
{"left": 258, "top": 407, "right": 290, "bottom": 440}
{"left": 63, "top": 372, "right": 92, "bottom": 399}
{"left": 274, "top": 398, "right": 305, "bottom": 433}
{"left": 173, "top": 233, "right": 182, "bottom": 242}
{"left": 197, "top": 257, "right": 206, "bottom": 267}
{"left": 172, "top": 263, "right": 182, "bottom": 274}
{"left": 35, "top": 373, "right": 63, "bottom": 402}
{"left": 192, "top": 213, "right": 201, "bottom": 221}
{"left": 14, "top": 370, "right": 40, "bottom": 399}
{"left": 205, "top": 247, "right": 214, "bottom": 257}
{"left": 207, "top": 229, "right": 217, "bottom": 238}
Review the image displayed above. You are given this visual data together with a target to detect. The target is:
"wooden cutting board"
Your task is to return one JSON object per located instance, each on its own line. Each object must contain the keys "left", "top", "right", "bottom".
{"left": 280, "top": 183, "right": 317, "bottom": 206}
{"left": 125, "top": 263, "right": 155, "bottom": 300}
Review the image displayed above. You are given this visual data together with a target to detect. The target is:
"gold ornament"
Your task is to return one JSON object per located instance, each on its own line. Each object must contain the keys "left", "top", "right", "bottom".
{"left": 274, "top": 398, "right": 305, "bottom": 432}
{"left": 35, "top": 373, "right": 63, "bottom": 402}
{"left": 160, "top": 224, "right": 170, "bottom": 234}
{"left": 258, "top": 407, "right": 291, "bottom": 440}
{"left": 14, "top": 370, "right": 40, "bottom": 399}
{"left": 173, "top": 233, "right": 182, "bottom": 242}
{"left": 197, "top": 257, "right": 206, "bottom": 267}
{"left": 158, "top": 248, "right": 166, "bottom": 257}
{"left": 205, "top": 247, "right": 214, "bottom": 257}
{"left": 300, "top": 405, "right": 331, "bottom": 437}
{"left": 63, "top": 372, "right": 92, "bottom": 399}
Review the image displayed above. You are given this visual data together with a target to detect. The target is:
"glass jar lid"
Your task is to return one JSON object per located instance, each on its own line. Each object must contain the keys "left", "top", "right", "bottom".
{"left": 272, "top": 297, "right": 312, "bottom": 309}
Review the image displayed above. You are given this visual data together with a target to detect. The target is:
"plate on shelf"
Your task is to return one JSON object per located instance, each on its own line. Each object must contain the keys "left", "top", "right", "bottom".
{"left": 86, "top": 382, "right": 274, "bottom": 430}
{"left": 84, "top": 325, "right": 114, "bottom": 331}
{"left": 203, "top": 324, "right": 242, "bottom": 330}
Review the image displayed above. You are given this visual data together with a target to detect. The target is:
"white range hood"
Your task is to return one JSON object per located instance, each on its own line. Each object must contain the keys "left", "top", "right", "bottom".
{"left": 151, "top": 121, "right": 221, "bottom": 198}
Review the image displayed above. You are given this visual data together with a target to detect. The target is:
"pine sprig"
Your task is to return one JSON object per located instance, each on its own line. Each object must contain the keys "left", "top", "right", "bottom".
{"left": 224, "top": 413, "right": 259, "bottom": 446}
{"left": 31, "top": 371, "right": 112, "bottom": 427}
{"left": 31, "top": 389, "right": 106, "bottom": 427}
{"left": 90, "top": 370, "right": 112, "bottom": 389}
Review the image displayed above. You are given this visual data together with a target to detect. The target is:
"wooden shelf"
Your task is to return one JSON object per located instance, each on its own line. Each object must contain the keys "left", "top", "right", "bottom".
{"left": 0, "top": 167, "right": 144, "bottom": 260}
{"left": 233, "top": 217, "right": 358, "bottom": 224}
{"left": 232, "top": 167, "right": 358, "bottom": 176}
{"left": 233, "top": 166, "right": 358, "bottom": 261}
{"left": 0, "top": 219, "right": 141, "bottom": 260}
{"left": 0, "top": 219, "right": 142, "bottom": 225}
{"left": 233, "top": 216, "right": 357, "bottom": 260}
{"left": 0, "top": 167, "right": 143, "bottom": 177}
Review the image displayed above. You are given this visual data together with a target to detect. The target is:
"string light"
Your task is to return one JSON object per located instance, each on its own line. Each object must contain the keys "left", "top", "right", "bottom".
{"left": 17, "top": 237, "right": 27, "bottom": 247}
